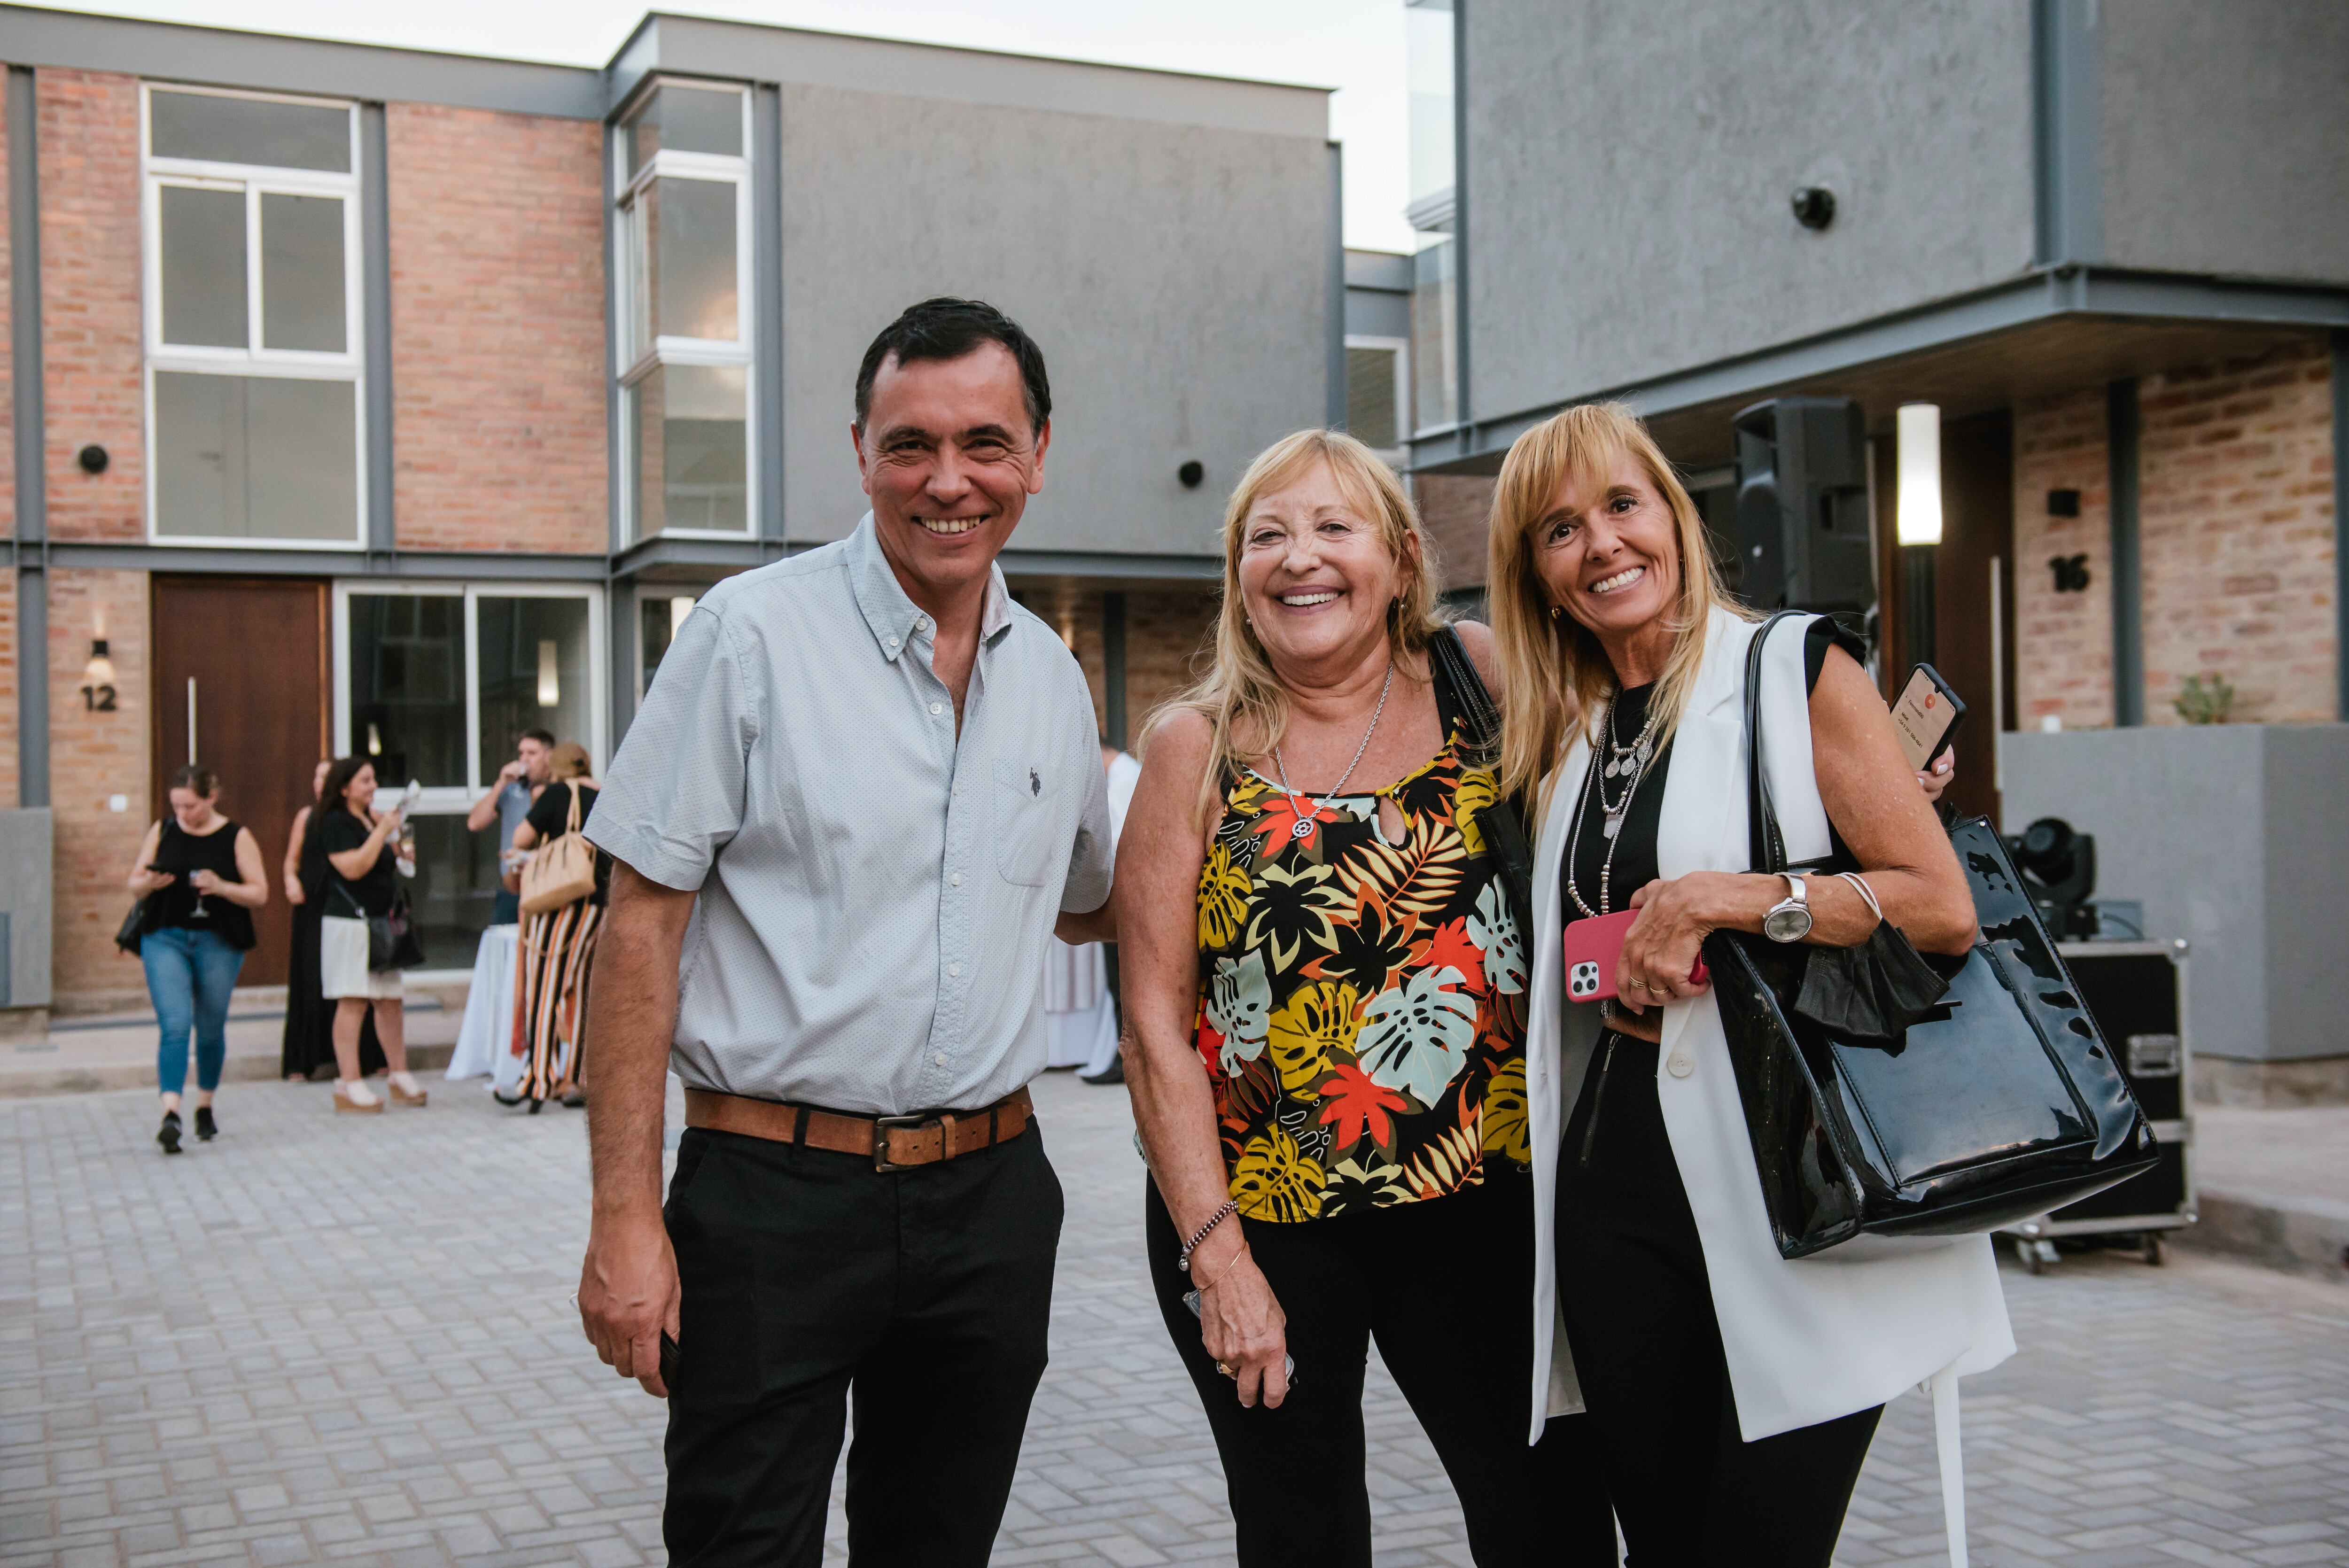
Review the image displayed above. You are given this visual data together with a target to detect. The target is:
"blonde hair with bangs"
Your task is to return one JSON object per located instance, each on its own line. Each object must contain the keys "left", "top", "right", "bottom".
{"left": 1486, "top": 402, "right": 1750, "bottom": 808}
{"left": 1145, "top": 428, "right": 1447, "bottom": 823}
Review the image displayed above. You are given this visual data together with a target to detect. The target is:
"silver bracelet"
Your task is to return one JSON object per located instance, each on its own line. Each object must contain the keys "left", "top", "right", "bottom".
{"left": 1178, "top": 1199, "right": 1240, "bottom": 1273}
{"left": 1836, "top": 871, "right": 1885, "bottom": 927}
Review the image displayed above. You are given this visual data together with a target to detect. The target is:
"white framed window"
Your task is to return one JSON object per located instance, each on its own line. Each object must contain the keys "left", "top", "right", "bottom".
{"left": 331, "top": 581, "right": 608, "bottom": 811}
{"left": 141, "top": 83, "right": 366, "bottom": 547}
{"left": 1345, "top": 335, "right": 1411, "bottom": 459}
{"left": 614, "top": 79, "right": 755, "bottom": 543}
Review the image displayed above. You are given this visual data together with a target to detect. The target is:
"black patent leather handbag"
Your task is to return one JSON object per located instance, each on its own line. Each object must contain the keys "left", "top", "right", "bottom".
{"left": 1703, "top": 614, "right": 2160, "bottom": 1260}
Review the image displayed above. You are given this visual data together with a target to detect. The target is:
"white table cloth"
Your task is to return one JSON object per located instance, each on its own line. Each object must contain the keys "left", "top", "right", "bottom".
{"left": 1043, "top": 939, "right": 1116, "bottom": 1069}
{"left": 444, "top": 924, "right": 520, "bottom": 1085}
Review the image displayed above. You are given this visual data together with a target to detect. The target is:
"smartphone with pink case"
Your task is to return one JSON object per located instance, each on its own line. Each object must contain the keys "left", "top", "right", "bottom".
{"left": 1562, "top": 910, "right": 1708, "bottom": 1003}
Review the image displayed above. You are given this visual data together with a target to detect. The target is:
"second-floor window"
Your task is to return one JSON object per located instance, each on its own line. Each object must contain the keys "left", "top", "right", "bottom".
{"left": 614, "top": 80, "right": 754, "bottom": 541}
{"left": 143, "top": 84, "right": 364, "bottom": 545}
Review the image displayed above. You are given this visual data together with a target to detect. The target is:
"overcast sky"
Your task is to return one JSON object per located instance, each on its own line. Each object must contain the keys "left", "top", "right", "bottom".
{"left": 24, "top": 0, "right": 1417, "bottom": 253}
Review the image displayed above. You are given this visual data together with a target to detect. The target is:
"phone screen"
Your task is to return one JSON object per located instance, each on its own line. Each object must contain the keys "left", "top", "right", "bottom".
{"left": 1892, "top": 666, "right": 1966, "bottom": 772}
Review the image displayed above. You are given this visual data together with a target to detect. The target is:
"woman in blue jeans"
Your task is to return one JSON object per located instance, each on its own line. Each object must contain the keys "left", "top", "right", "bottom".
{"left": 125, "top": 765, "right": 269, "bottom": 1153}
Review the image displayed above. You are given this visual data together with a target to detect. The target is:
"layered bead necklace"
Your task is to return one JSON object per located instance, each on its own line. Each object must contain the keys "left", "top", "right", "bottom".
{"left": 1563, "top": 691, "right": 1663, "bottom": 919}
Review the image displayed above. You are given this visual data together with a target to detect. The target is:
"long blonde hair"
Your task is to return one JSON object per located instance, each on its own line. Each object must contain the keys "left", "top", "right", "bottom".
{"left": 1487, "top": 402, "right": 1750, "bottom": 807}
{"left": 1145, "top": 428, "right": 1446, "bottom": 823}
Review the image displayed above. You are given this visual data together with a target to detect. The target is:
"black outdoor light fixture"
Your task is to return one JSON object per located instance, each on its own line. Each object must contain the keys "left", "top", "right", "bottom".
{"left": 1790, "top": 186, "right": 1836, "bottom": 230}
{"left": 77, "top": 443, "right": 109, "bottom": 474}
{"left": 1177, "top": 460, "right": 1205, "bottom": 489}
{"left": 2047, "top": 488, "right": 2081, "bottom": 517}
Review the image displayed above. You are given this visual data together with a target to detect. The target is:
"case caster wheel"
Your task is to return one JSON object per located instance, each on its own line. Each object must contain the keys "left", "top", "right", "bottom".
{"left": 2144, "top": 1233, "right": 2165, "bottom": 1266}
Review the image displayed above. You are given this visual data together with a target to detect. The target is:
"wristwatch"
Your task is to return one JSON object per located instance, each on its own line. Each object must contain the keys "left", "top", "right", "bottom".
{"left": 1762, "top": 872, "right": 1814, "bottom": 943}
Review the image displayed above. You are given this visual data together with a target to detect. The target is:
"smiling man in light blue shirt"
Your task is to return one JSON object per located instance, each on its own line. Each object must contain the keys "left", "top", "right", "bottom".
{"left": 576, "top": 298, "right": 1114, "bottom": 1567}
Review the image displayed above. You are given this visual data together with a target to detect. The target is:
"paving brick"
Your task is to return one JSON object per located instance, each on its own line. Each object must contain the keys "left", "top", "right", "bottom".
{"left": 6, "top": 1074, "right": 2349, "bottom": 1565}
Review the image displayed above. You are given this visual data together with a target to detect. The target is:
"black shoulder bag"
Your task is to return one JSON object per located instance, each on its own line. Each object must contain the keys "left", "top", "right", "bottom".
{"left": 1426, "top": 625, "right": 1536, "bottom": 939}
{"left": 1702, "top": 613, "right": 2158, "bottom": 1259}
{"left": 333, "top": 880, "right": 428, "bottom": 973}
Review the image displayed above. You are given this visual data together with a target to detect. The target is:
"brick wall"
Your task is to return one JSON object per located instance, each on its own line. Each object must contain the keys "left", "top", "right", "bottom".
{"left": 2013, "top": 386, "right": 2117, "bottom": 729}
{"left": 387, "top": 103, "right": 607, "bottom": 554}
{"left": 47, "top": 569, "right": 149, "bottom": 1009}
{"left": 2013, "top": 342, "right": 2337, "bottom": 730}
{"left": 1128, "top": 588, "right": 1218, "bottom": 748}
{"left": 1416, "top": 473, "right": 1496, "bottom": 592}
{"left": 38, "top": 70, "right": 143, "bottom": 544}
{"left": 2138, "top": 341, "right": 2335, "bottom": 725}
{"left": 1, "top": 62, "right": 15, "bottom": 548}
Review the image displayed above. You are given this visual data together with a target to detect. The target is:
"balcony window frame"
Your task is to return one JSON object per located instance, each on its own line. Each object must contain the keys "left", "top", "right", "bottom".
{"left": 1344, "top": 334, "right": 1412, "bottom": 462}
{"left": 612, "top": 78, "right": 758, "bottom": 544}
{"left": 330, "top": 580, "right": 609, "bottom": 816}
{"left": 140, "top": 81, "right": 367, "bottom": 551}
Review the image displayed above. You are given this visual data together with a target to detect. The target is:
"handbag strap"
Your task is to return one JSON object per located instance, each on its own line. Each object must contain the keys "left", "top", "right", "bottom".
{"left": 1426, "top": 625, "right": 1501, "bottom": 761}
{"left": 1742, "top": 610, "right": 1805, "bottom": 875}
{"left": 561, "top": 781, "right": 583, "bottom": 838}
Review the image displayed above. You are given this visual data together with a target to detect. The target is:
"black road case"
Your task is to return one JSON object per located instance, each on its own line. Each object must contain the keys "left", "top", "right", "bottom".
{"left": 2002, "top": 939, "right": 2195, "bottom": 1270}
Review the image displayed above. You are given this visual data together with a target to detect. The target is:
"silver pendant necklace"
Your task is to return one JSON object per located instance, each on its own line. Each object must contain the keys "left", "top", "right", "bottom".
{"left": 1597, "top": 695, "right": 1661, "bottom": 836}
{"left": 1563, "top": 693, "right": 1659, "bottom": 919}
{"left": 1272, "top": 660, "right": 1394, "bottom": 841}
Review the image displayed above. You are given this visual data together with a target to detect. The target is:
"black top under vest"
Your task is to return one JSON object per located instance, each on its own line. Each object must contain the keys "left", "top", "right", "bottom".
{"left": 144, "top": 817, "right": 257, "bottom": 950}
{"left": 1562, "top": 617, "right": 1859, "bottom": 923}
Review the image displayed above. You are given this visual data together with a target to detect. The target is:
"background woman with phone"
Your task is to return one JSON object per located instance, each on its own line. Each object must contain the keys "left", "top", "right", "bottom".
{"left": 312, "top": 757, "right": 428, "bottom": 1115}
{"left": 124, "top": 764, "right": 268, "bottom": 1154}
{"left": 1485, "top": 402, "right": 2003, "bottom": 1565}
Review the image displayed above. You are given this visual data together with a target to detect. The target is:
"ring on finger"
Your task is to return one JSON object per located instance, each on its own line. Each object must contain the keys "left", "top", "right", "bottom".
{"left": 1625, "top": 978, "right": 1650, "bottom": 991}
{"left": 1215, "top": 1360, "right": 1236, "bottom": 1378}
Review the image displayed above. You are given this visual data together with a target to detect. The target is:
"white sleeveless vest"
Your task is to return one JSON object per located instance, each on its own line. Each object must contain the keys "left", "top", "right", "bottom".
{"left": 1524, "top": 608, "right": 2014, "bottom": 1447}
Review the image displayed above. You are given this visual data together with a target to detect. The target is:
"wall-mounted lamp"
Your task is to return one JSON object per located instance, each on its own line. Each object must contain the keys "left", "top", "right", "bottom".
{"left": 1895, "top": 404, "right": 1943, "bottom": 546}
{"left": 77, "top": 444, "right": 109, "bottom": 474}
{"left": 537, "top": 640, "right": 561, "bottom": 707}
{"left": 1895, "top": 402, "right": 1942, "bottom": 666}
{"left": 1177, "top": 460, "right": 1205, "bottom": 489}
{"left": 1790, "top": 186, "right": 1836, "bottom": 231}
{"left": 366, "top": 722, "right": 383, "bottom": 756}
{"left": 83, "top": 638, "right": 116, "bottom": 686}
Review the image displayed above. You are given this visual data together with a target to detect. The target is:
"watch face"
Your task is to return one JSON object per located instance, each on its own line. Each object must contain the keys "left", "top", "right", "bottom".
{"left": 1763, "top": 904, "right": 1814, "bottom": 943}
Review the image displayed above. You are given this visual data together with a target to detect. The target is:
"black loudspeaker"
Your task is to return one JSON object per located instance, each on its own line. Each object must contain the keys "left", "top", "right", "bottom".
{"left": 1729, "top": 396, "right": 1875, "bottom": 615}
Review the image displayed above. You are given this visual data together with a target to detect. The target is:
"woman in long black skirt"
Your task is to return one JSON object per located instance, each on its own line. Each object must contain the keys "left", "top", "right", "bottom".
{"left": 280, "top": 760, "right": 382, "bottom": 1081}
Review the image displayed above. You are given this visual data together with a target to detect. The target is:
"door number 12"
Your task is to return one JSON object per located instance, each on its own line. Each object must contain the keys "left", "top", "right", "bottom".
{"left": 80, "top": 683, "right": 117, "bottom": 712}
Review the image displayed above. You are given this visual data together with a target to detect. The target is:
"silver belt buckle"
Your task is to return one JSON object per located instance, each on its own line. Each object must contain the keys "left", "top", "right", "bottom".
{"left": 872, "top": 1113, "right": 929, "bottom": 1172}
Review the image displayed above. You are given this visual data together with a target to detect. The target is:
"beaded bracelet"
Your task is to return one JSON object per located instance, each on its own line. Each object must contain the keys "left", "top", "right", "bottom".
{"left": 1178, "top": 1198, "right": 1240, "bottom": 1273}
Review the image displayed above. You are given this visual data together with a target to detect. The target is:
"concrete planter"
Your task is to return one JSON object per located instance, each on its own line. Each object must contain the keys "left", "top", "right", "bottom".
{"left": 1999, "top": 723, "right": 2349, "bottom": 1106}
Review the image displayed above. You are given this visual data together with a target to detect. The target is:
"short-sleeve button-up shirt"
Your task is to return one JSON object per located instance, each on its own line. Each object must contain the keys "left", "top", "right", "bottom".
{"left": 585, "top": 515, "right": 1113, "bottom": 1115}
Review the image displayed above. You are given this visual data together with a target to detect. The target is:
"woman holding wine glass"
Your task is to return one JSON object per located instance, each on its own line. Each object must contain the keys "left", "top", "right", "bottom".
{"left": 125, "top": 765, "right": 268, "bottom": 1154}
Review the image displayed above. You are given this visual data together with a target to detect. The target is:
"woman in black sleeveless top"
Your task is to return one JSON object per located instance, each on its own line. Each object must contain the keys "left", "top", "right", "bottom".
{"left": 280, "top": 760, "right": 384, "bottom": 1081}
{"left": 125, "top": 765, "right": 269, "bottom": 1154}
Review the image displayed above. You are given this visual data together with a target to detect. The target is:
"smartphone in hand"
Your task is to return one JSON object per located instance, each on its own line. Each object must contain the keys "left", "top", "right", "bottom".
{"left": 1563, "top": 909, "right": 1707, "bottom": 1004}
{"left": 1892, "top": 665, "right": 1967, "bottom": 773}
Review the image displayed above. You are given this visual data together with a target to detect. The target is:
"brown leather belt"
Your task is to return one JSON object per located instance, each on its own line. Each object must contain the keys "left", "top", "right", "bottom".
{"left": 684, "top": 1085, "right": 1034, "bottom": 1172}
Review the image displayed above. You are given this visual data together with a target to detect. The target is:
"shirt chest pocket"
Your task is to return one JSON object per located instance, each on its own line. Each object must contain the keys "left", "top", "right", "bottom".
{"left": 993, "top": 757, "right": 1056, "bottom": 887}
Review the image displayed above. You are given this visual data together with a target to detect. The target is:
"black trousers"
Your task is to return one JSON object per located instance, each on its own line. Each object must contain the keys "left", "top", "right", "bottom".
{"left": 662, "top": 1120, "right": 1064, "bottom": 1567}
{"left": 1555, "top": 1031, "right": 1880, "bottom": 1568}
{"left": 1147, "top": 1172, "right": 1616, "bottom": 1568}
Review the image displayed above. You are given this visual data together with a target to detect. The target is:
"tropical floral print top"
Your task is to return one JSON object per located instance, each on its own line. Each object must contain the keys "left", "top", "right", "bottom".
{"left": 1194, "top": 726, "right": 1531, "bottom": 1222}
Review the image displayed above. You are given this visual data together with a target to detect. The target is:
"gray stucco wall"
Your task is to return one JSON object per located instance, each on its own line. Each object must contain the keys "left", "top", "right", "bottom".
{"left": 0, "top": 810, "right": 54, "bottom": 1010}
{"left": 2097, "top": 0, "right": 2349, "bottom": 285}
{"left": 778, "top": 84, "right": 1330, "bottom": 556}
{"left": 2000, "top": 725, "right": 2349, "bottom": 1066}
{"left": 1463, "top": 0, "right": 2035, "bottom": 421}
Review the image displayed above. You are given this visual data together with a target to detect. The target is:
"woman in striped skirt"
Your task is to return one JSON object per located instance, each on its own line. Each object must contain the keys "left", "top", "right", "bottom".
{"left": 505, "top": 742, "right": 607, "bottom": 1111}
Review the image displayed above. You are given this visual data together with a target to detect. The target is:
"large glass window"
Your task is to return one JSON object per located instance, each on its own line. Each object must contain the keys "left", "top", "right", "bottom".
{"left": 145, "top": 84, "right": 363, "bottom": 546}
{"left": 335, "top": 584, "right": 607, "bottom": 976}
{"left": 1345, "top": 338, "right": 1408, "bottom": 455}
{"left": 616, "top": 81, "right": 754, "bottom": 542}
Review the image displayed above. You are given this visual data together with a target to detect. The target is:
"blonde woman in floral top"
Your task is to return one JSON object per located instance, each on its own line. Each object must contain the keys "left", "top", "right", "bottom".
{"left": 1119, "top": 430, "right": 1613, "bottom": 1568}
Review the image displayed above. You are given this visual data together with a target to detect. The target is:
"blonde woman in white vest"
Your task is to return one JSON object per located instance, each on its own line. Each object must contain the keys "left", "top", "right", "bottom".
{"left": 1484, "top": 403, "right": 2010, "bottom": 1565}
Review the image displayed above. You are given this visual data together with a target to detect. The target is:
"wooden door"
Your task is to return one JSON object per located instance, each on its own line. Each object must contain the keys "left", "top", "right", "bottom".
{"left": 1931, "top": 412, "right": 2015, "bottom": 824}
{"left": 151, "top": 577, "right": 330, "bottom": 987}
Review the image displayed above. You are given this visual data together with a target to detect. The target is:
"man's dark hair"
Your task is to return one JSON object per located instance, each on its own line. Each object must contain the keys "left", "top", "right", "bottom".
{"left": 854, "top": 297, "right": 1051, "bottom": 435}
{"left": 520, "top": 729, "right": 556, "bottom": 749}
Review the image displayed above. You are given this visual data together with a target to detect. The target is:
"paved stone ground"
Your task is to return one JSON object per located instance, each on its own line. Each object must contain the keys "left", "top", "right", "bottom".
{"left": 2, "top": 1071, "right": 2345, "bottom": 1567}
